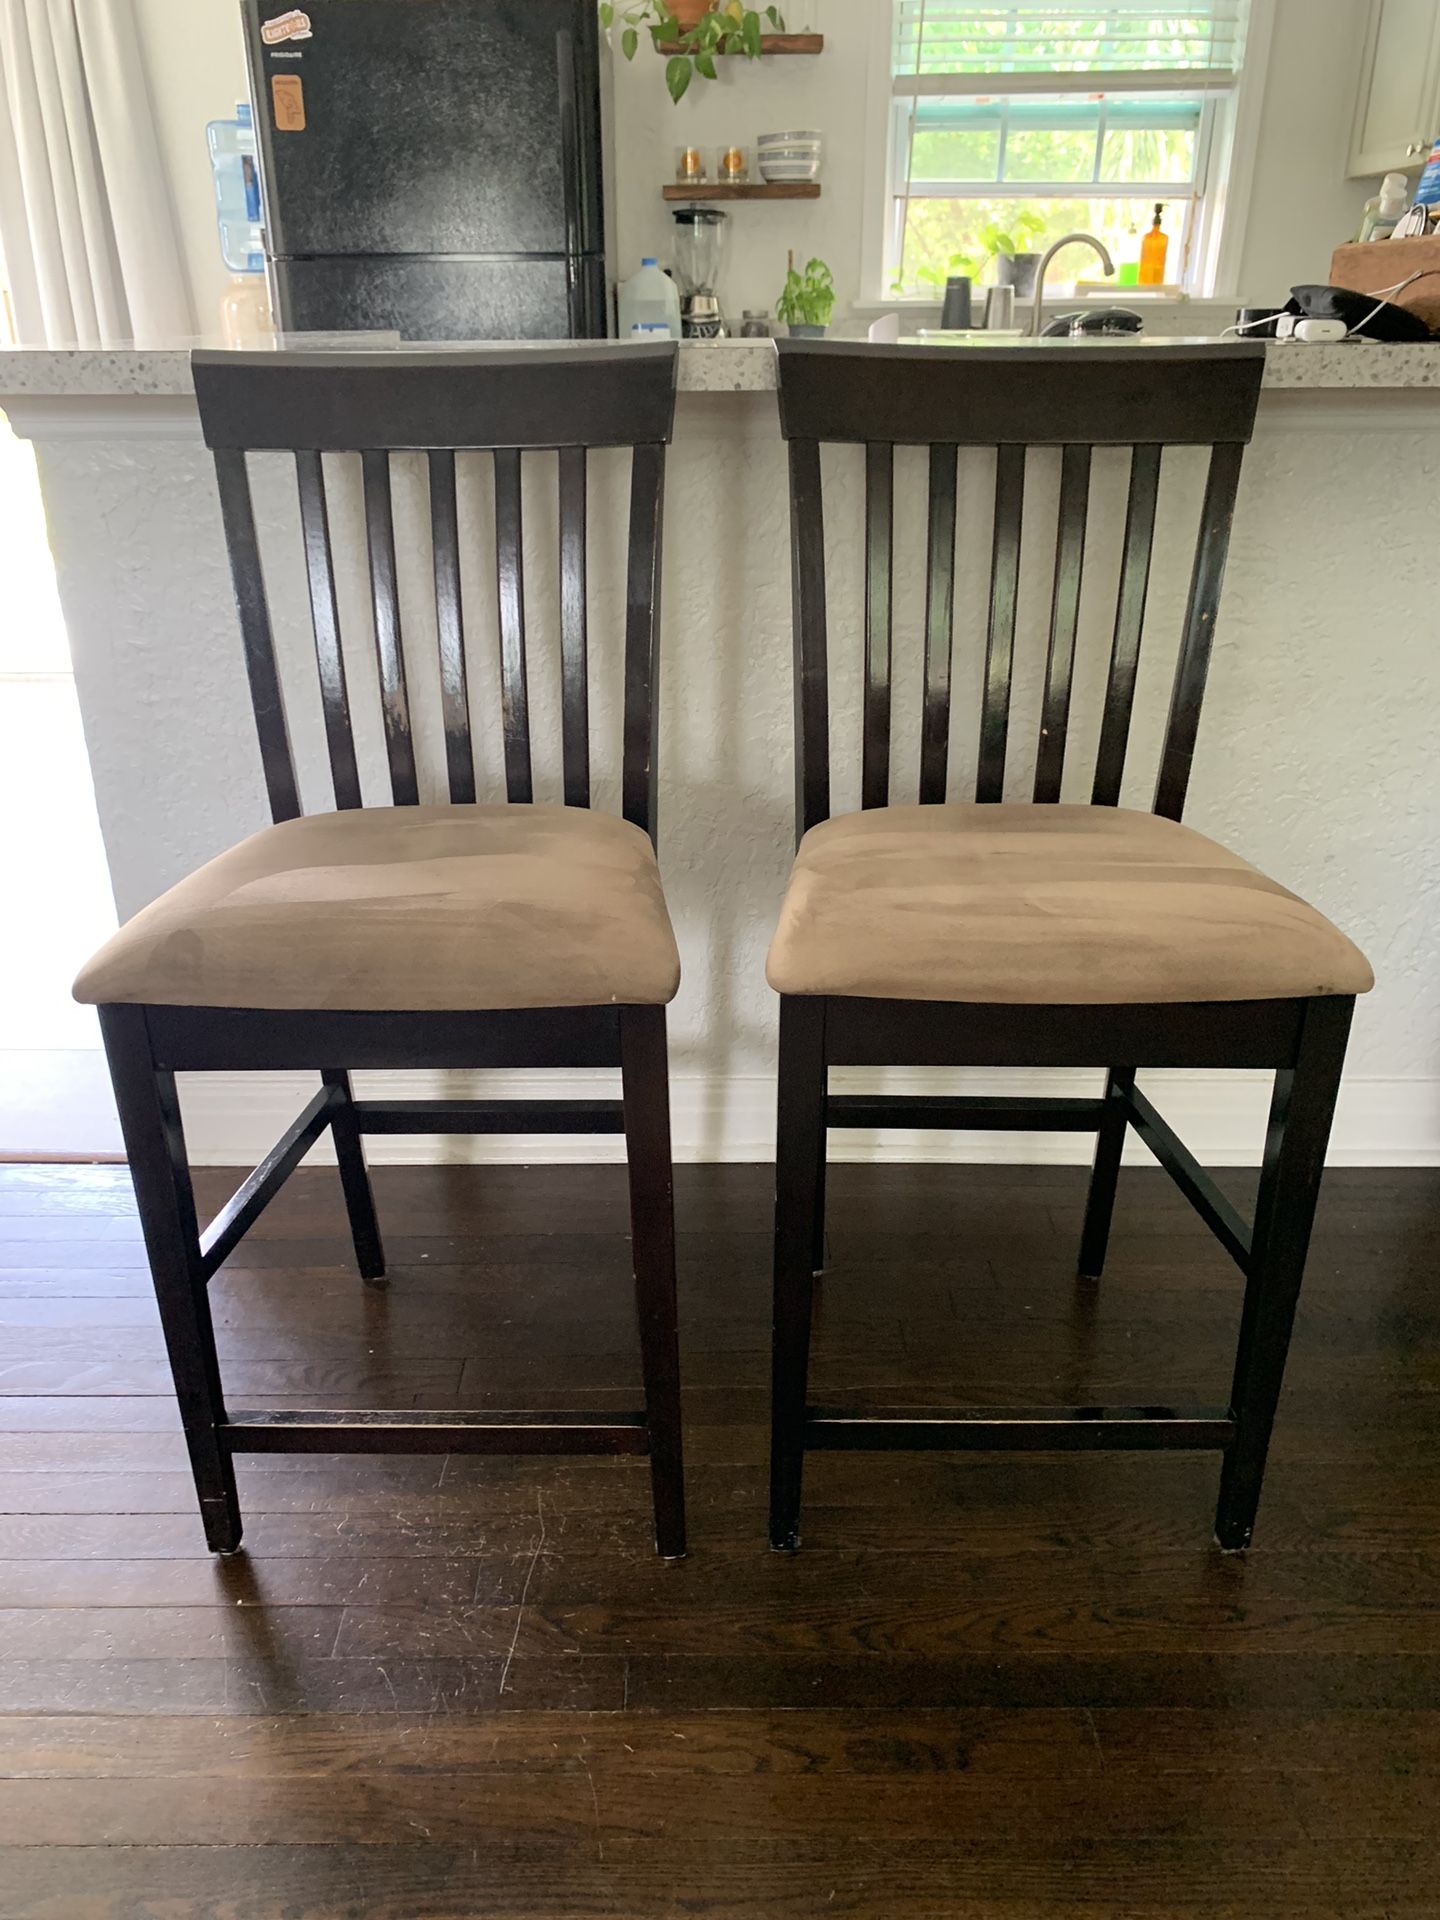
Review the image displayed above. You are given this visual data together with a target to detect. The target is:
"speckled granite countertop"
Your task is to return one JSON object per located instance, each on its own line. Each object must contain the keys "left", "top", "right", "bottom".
{"left": 1, "top": 335, "right": 1438, "bottom": 398}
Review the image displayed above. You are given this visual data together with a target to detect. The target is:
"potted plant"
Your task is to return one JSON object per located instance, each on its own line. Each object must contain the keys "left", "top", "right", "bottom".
{"left": 981, "top": 213, "right": 1047, "bottom": 300}
{"left": 776, "top": 256, "right": 835, "bottom": 337}
{"left": 601, "top": 2, "right": 787, "bottom": 103}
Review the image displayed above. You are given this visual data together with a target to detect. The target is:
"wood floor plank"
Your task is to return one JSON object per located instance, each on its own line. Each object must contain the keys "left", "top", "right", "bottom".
{"left": 3, "top": 1838, "right": 1439, "bottom": 1919}
{"left": 3, "top": 1763, "right": 1437, "bottom": 1849}
{"left": 0, "top": 1161, "right": 1435, "bottom": 1918}
{"left": 0, "top": 1556, "right": 499, "bottom": 1609}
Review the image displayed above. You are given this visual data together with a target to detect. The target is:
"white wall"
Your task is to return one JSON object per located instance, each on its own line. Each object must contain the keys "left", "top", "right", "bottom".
{"left": 17, "top": 383, "right": 1440, "bottom": 1167}
{"left": 134, "top": 0, "right": 1386, "bottom": 333}
{"left": 1235, "top": 0, "right": 1377, "bottom": 299}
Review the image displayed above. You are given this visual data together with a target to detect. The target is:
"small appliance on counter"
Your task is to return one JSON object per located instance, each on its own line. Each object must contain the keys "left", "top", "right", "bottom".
{"left": 240, "top": 0, "right": 613, "bottom": 340}
{"left": 671, "top": 207, "right": 728, "bottom": 338}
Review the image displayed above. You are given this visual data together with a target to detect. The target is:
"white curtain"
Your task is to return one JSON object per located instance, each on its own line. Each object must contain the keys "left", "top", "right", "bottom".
{"left": 0, "top": 0, "right": 193, "bottom": 345}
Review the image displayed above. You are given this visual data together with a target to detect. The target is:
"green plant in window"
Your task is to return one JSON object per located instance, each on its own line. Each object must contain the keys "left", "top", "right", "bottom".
{"left": 894, "top": 246, "right": 983, "bottom": 297}
{"left": 777, "top": 257, "right": 836, "bottom": 328}
{"left": 599, "top": 2, "right": 786, "bottom": 104}
{"left": 979, "top": 210, "right": 1047, "bottom": 260}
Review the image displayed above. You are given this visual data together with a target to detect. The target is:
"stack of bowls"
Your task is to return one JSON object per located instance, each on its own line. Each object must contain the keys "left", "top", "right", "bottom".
{"left": 758, "top": 130, "right": 822, "bottom": 185}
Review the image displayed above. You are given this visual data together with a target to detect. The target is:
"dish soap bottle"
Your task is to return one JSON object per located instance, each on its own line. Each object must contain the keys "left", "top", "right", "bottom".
{"left": 1358, "top": 171, "right": 1409, "bottom": 241}
{"left": 1139, "top": 203, "right": 1168, "bottom": 286}
{"left": 1115, "top": 224, "right": 1141, "bottom": 287}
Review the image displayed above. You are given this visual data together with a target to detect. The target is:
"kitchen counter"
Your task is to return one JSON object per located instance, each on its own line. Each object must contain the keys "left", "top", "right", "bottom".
{"left": 2, "top": 334, "right": 1440, "bottom": 398}
{"left": 3, "top": 336, "right": 1437, "bottom": 1168}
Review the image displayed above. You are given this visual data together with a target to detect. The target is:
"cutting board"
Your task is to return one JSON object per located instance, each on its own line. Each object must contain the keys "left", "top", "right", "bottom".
{"left": 1328, "top": 238, "right": 1440, "bottom": 328}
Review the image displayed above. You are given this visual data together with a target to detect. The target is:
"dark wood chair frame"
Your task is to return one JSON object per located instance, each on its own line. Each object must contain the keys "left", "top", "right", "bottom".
{"left": 768, "top": 339, "right": 1354, "bottom": 1555}
{"left": 98, "top": 344, "right": 686, "bottom": 1559}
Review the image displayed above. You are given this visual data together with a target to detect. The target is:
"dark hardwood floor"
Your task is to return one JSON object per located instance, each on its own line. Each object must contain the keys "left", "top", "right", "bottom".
{"left": 0, "top": 1154, "right": 1437, "bottom": 1917}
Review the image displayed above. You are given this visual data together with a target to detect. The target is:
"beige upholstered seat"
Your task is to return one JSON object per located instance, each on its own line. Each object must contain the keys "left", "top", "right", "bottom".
{"left": 74, "top": 804, "right": 680, "bottom": 1012}
{"left": 766, "top": 804, "right": 1373, "bottom": 1006}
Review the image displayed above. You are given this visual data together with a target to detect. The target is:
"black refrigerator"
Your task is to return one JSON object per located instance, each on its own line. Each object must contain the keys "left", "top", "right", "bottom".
{"left": 240, "top": 0, "right": 612, "bottom": 339}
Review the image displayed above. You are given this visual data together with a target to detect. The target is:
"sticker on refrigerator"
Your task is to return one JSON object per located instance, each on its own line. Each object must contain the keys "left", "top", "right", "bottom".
{"left": 261, "top": 9, "right": 312, "bottom": 43}
{"left": 271, "top": 73, "right": 307, "bottom": 131}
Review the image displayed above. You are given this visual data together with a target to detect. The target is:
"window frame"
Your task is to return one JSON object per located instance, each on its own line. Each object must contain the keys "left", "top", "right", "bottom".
{"left": 860, "top": 0, "right": 1276, "bottom": 308}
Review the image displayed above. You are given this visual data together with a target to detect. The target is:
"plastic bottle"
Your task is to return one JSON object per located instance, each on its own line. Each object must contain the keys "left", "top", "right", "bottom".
{"left": 206, "top": 104, "right": 265, "bottom": 276}
{"left": 1115, "top": 224, "right": 1141, "bottom": 288}
{"left": 1138, "top": 204, "right": 1168, "bottom": 287}
{"left": 1358, "top": 171, "right": 1410, "bottom": 242}
{"left": 617, "top": 259, "right": 682, "bottom": 340}
{"left": 1412, "top": 139, "right": 1440, "bottom": 209}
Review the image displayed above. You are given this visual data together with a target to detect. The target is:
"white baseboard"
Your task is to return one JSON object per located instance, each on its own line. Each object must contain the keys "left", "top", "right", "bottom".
{"left": 165, "top": 1067, "right": 1440, "bottom": 1170}
{"left": 0, "top": 1050, "right": 122, "bottom": 1158}
{"left": 6, "top": 1051, "right": 1434, "bottom": 1169}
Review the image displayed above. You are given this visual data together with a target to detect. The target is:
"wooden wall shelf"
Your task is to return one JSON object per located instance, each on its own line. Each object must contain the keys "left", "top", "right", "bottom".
{"left": 655, "top": 32, "right": 824, "bottom": 53}
{"left": 663, "top": 181, "right": 821, "bottom": 202}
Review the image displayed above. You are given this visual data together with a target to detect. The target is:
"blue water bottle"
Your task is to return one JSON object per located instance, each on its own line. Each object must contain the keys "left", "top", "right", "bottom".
{"left": 206, "top": 103, "right": 265, "bottom": 275}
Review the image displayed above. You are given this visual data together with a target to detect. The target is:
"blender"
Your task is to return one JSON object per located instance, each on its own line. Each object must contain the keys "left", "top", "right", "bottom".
{"left": 671, "top": 207, "right": 729, "bottom": 338}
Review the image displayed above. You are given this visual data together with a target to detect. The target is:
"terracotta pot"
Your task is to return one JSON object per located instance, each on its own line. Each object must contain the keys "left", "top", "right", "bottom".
{"left": 669, "top": 0, "right": 713, "bottom": 30}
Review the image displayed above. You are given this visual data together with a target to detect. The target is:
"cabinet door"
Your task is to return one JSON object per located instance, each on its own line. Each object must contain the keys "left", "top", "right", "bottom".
{"left": 1348, "top": 0, "right": 1440, "bottom": 177}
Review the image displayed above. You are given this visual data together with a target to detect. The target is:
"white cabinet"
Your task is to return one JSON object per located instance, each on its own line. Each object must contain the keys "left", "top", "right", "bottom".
{"left": 1347, "top": 0, "right": 1440, "bottom": 177}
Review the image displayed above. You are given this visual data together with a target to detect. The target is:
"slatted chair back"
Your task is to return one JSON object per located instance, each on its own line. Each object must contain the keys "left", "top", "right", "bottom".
{"left": 775, "top": 339, "right": 1265, "bottom": 838}
{"left": 192, "top": 343, "right": 679, "bottom": 841}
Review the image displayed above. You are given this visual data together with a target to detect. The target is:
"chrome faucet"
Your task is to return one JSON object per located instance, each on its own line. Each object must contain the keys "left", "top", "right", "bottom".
{"left": 1028, "top": 232, "right": 1115, "bottom": 335}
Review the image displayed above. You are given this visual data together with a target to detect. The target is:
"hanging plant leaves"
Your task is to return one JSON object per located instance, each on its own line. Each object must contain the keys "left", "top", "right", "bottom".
{"left": 665, "top": 53, "right": 692, "bottom": 101}
{"left": 606, "top": 3, "right": 789, "bottom": 104}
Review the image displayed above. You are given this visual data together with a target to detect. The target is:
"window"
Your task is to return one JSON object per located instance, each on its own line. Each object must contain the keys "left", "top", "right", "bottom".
{"left": 880, "top": 2, "right": 1253, "bottom": 300}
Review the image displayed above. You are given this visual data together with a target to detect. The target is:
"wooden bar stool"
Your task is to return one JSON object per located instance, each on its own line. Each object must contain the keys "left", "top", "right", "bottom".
{"left": 766, "top": 339, "right": 1373, "bottom": 1554}
{"left": 74, "top": 343, "right": 687, "bottom": 1559}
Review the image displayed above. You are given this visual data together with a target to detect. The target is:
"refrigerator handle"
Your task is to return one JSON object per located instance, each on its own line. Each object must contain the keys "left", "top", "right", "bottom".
{"left": 556, "top": 29, "right": 586, "bottom": 337}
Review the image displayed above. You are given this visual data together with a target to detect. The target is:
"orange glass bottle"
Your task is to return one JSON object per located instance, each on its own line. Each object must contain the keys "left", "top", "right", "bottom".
{"left": 1139, "top": 203, "right": 1169, "bottom": 286}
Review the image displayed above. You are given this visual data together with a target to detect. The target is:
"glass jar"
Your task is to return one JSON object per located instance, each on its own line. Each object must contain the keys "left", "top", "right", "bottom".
{"left": 719, "top": 144, "right": 749, "bottom": 184}
{"left": 740, "top": 310, "right": 772, "bottom": 338}
{"left": 675, "top": 144, "right": 710, "bottom": 185}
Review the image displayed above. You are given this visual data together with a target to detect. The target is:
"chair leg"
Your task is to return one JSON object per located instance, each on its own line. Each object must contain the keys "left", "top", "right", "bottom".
{"left": 1078, "top": 1067, "right": 1134, "bottom": 1281}
{"left": 1214, "top": 997, "right": 1353, "bottom": 1553}
{"left": 811, "top": 1119, "right": 829, "bottom": 1274}
{"left": 98, "top": 1006, "right": 242, "bottom": 1554}
{"left": 770, "top": 995, "right": 827, "bottom": 1551}
{"left": 619, "top": 1006, "right": 687, "bottom": 1560}
{"left": 322, "top": 1070, "right": 386, "bottom": 1284}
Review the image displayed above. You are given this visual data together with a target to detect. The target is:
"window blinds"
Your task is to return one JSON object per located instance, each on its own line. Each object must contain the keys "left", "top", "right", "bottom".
{"left": 894, "top": 1, "right": 1250, "bottom": 94}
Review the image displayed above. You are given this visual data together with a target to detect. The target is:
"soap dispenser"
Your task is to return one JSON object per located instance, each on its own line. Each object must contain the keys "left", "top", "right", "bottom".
{"left": 1139, "top": 203, "right": 1168, "bottom": 287}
